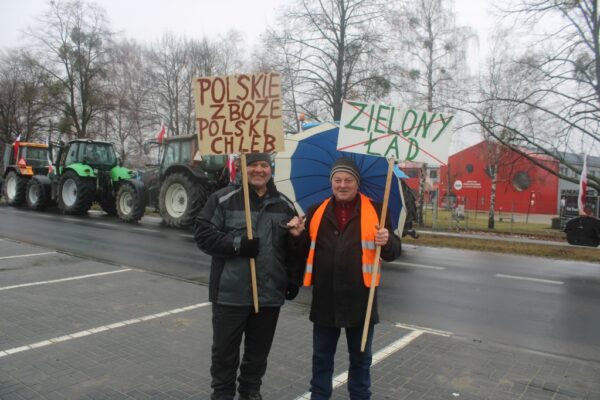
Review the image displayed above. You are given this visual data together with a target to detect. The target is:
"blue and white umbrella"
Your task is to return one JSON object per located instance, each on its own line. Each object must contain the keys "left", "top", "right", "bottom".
{"left": 274, "top": 123, "right": 408, "bottom": 235}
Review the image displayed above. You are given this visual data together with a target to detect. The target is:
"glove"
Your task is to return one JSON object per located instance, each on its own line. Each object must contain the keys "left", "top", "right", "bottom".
{"left": 239, "top": 237, "right": 260, "bottom": 258}
{"left": 285, "top": 284, "right": 299, "bottom": 300}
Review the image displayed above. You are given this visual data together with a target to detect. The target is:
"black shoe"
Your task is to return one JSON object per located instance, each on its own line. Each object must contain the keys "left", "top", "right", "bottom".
{"left": 239, "top": 393, "right": 262, "bottom": 400}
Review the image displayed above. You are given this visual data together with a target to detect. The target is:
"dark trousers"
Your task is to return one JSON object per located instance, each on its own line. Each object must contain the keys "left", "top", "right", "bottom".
{"left": 211, "top": 303, "right": 280, "bottom": 400}
{"left": 310, "top": 324, "right": 374, "bottom": 400}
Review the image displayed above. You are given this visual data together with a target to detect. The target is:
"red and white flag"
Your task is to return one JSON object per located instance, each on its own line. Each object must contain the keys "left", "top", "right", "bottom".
{"left": 12, "top": 134, "right": 21, "bottom": 160}
{"left": 227, "top": 154, "right": 237, "bottom": 183}
{"left": 578, "top": 153, "right": 588, "bottom": 215}
{"left": 156, "top": 123, "right": 166, "bottom": 143}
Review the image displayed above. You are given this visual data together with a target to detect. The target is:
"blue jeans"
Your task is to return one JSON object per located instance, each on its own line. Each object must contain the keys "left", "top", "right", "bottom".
{"left": 310, "top": 324, "right": 374, "bottom": 400}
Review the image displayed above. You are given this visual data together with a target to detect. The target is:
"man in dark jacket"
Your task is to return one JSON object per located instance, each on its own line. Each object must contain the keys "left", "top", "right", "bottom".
{"left": 288, "top": 157, "right": 401, "bottom": 400}
{"left": 194, "top": 152, "right": 304, "bottom": 400}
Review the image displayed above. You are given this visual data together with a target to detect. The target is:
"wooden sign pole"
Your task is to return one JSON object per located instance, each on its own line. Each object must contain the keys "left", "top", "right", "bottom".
{"left": 361, "top": 157, "right": 394, "bottom": 351}
{"left": 240, "top": 153, "right": 260, "bottom": 314}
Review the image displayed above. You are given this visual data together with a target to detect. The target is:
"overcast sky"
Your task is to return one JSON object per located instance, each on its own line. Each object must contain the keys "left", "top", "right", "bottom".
{"left": 0, "top": 0, "right": 496, "bottom": 68}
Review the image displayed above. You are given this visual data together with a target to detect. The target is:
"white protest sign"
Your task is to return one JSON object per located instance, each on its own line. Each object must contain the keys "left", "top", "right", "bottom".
{"left": 193, "top": 72, "right": 284, "bottom": 156}
{"left": 338, "top": 100, "right": 454, "bottom": 165}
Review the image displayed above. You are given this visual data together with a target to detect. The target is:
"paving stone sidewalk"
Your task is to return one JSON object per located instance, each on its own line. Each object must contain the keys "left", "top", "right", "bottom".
{"left": 1, "top": 239, "right": 599, "bottom": 399}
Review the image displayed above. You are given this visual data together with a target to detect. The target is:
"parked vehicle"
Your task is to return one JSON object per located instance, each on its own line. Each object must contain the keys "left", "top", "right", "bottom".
{"left": 1, "top": 141, "right": 50, "bottom": 206}
{"left": 142, "top": 134, "right": 228, "bottom": 228}
{"left": 27, "top": 139, "right": 146, "bottom": 222}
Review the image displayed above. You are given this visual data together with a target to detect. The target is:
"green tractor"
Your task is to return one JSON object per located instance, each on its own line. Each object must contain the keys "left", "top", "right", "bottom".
{"left": 142, "top": 134, "right": 229, "bottom": 228}
{"left": 27, "top": 139, "right": 146, "bottom": 222}
{"left": 1, "top": 141, "right": 50, "bottom": 206}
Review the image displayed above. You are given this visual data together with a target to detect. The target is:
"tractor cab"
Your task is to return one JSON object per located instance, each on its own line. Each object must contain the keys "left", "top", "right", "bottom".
{"left": 57, "top": 140, "right": 118, "bottom": 172}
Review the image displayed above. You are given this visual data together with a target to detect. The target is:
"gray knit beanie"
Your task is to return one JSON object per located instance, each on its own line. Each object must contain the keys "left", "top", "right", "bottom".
{"left": 246, "top": 153, "right": 271, "bottom": 165}
{"left": 329, "top": 157, "right": 360, "bottom": 182}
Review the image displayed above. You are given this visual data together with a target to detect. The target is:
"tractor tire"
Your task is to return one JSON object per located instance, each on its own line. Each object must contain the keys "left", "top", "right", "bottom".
{"left": 116, "top": 181, "right": 146, "bottom": 223}
{"left": 2, "top": 171, "right": 27, "bottom": 206}
{"left": 58, "top": 171, "right": 95, "bottom": 215}
{"left": 159, "top": 172, "right": 208, "bottom": 229}
{"left": 99, "top": 197, "right": 117, "bottom": 216}
{"left": 26, "top": 177, "right": 50, "bottom": 211}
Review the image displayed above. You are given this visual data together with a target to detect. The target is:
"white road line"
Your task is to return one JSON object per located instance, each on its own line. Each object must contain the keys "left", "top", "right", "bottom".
{"left": 0, "top": 269, "right": 131, "bottom": 291}
{"left": 495, "top": 274, "right": 564, "bottom": 285}
{"left": 133, "top": 227, "right": 158, "bottom": 233}
{"left": 0, "top": 251, "right": 56, "bottom": 261}
{"left": 395, "top": 323, "right": 452, "bottom": 337}
{"left": 293, "top": 330, "right": 424, "bottom": 400}
{"left": 63, "top": 217, "right": 81, "bottom": 223}
{"left": 0, "top": 302, "right": 210, "bottom": 358}
{"left": 179, "top": 234, "right": 194, "bottom": 239}
{"left": 388, "top": 261, "right": 445, "bottom": 270}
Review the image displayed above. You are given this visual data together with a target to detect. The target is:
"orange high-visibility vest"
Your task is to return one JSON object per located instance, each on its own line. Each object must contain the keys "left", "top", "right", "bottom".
{"left": 303, "top": 193, "right": 381, "bottom": 288}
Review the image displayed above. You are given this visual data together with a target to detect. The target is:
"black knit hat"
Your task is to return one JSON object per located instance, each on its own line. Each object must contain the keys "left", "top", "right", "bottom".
{"left": 330, "top": 157, "right": 360, "bottom": 182}
{"left": 246, "top": 152, "right": 271, "bottom": 165}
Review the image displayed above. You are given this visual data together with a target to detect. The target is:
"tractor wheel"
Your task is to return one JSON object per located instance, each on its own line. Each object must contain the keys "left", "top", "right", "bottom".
{"left": 159, "top": 172, "right": 208, "bottom": 228}
{"left": 116, "top": 181, "right": 146, "bottom": 223}
{"left": 26, "top": 177, "right": 50, "bottom": 211}
{"left": 2, "top": 171, "right": 27, "bottom": 206}
{"left": 99, "top": 197, "right": 117, "bottom": 216}
{"left": 58, "top": 171, "right": 95, "bottom": 215}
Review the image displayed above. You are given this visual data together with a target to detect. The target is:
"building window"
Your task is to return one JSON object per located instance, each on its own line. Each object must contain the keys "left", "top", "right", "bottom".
{"left": 429, "top": 170, "right": 438, "bottom": 179}
{"left": 512, "top": 171, "right": 531, "bottom": 191}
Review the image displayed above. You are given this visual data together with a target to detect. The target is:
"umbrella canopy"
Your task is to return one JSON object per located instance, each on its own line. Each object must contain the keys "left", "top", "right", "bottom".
{"left": 274, "top": 123, "right": 407, "bottom": 235}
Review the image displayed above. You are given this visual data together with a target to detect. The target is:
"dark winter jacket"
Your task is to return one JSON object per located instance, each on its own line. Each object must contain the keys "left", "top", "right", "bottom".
{"left": 301, "top": 195, "right": 401, "bottom": 327}
{"left": 194, "top": 179, "right": 304, "bottom": 306}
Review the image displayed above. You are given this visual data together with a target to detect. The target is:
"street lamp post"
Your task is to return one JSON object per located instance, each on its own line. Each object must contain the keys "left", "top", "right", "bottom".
{"left": 526, "top": 191, "right": 536, "bottom": 224}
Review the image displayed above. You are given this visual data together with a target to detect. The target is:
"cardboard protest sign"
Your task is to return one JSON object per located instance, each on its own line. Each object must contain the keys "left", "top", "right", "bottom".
{"left": 193, "top": 72, "right": 284, "bottom": 156}
{"left": 338, "top": 100, "right": 454, "bottom": 165}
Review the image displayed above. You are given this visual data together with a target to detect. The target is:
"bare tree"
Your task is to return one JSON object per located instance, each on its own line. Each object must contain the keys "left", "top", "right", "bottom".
{"left": 0, "top": 49, "right": 54, "bottom": 144}
{"left": 387, "top": 0, "right": 474, "bottom": 225}
{"left": 104, "top": 39, "right": 154, "bottom": 165}
{"left": 146, "top": 31, "right": 245, "bottom": 138}
{"left": 273, "top": 0, "right": 390, "bottom": 122}
{"left": 25, "top": 0, "right": 113, "bottom": 138}
{"left": 473, "top": 0, "right": 600, "bottom": 192}
{"left": 255, "top": 28, "right": 306, "bottom": 132}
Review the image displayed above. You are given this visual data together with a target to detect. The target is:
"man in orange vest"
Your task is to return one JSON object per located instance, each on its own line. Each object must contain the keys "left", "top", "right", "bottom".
{"left": 287, "top": 157, "right": 402, "bottom": 399}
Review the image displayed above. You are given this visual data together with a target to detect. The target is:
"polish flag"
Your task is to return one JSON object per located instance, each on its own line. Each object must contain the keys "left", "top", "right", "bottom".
{"left": 156, "top": 123, "right": 166, "bottom": 143}
{"left": 227, "top": 154, "right": 237, "bottom": 183}
{"left": 578, "top": 153, "right": 588, "bottom": 215}
{"left": 12, "top": 134, "right": 21, "bottom": 160}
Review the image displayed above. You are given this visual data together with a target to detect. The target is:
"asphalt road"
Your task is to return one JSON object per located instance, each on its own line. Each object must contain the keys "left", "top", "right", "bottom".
{"left": 1, "top": 204, "right": 599, "bottom": 364}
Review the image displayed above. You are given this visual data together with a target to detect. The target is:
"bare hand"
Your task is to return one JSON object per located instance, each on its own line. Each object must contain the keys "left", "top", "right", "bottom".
{"left": 287, "top": 216, "right": 306, "bottom": 237}
{"left": 374, "top": 225, "right": 389, "bottom": 246}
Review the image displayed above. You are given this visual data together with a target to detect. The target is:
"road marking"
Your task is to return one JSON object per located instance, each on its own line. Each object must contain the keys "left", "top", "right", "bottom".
{"left": 293, "top": 329, "right": 423, "bottom": 400}
{"left": 388, "top": 261, "right": 445, "bottom": 270}
{"left": 179, "top": 234, "right": 194, "bottom": 239}
{"left": 133, "top": 227, "right": 158, "bottom": 233}
{"left": 63, "top": 218, "right": 81, "bottom": 223}
{"left": 0, "top": 252, "right": 56, "bottom": 261}
{"left": 0, "top": 269, "right": 131, "bottom": 291}
{"left": 0, "top": 302, "right": 210, "bottom": 358}
{"left": 495, "top": 274, "right": 564, "bottom": 285}
{"left": 395, "top": 323, "right": 452, "bottom": 337}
